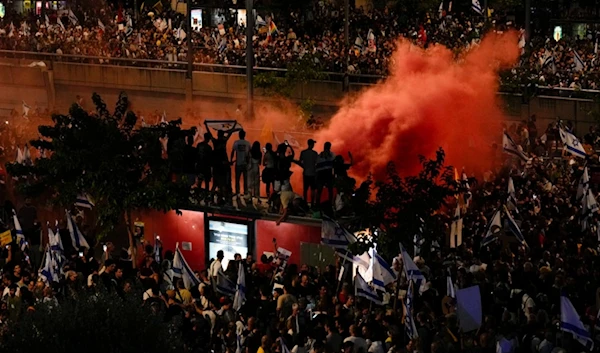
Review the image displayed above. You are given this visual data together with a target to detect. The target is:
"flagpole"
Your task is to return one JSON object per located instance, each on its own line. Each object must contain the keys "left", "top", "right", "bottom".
{"left": 336, "top": 253, "right": 348, "bottom": 295}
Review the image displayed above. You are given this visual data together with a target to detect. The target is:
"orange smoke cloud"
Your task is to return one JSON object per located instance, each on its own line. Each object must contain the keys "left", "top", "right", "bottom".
{"left": 313, "top": 31, "right": 520, "bottom": 181}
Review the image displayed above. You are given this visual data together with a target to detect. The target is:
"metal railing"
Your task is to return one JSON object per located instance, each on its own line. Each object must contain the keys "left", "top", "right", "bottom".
{"left": 1, "top": 49, "right": 599, "bottom": 96}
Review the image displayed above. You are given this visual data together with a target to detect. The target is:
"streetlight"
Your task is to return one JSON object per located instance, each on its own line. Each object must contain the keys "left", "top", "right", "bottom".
{"left": 245, "top": 0, "right": 254, "bottom": 120}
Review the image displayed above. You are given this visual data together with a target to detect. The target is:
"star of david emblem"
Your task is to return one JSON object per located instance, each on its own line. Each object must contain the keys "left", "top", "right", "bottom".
{"left": 335, "top": 227, "right": 346, "bottom": 239}
{"left": 573, "top": 140, "right": 579, "bottom": 146}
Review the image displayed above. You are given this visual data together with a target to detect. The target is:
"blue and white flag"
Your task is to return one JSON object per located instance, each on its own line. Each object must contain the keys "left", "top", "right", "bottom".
{"left": 48, "top": 221, "right": 63, "bottom": 253}
{"left": 233, "top": 261, "right": 246, "bottom": 311}
{"left": 450, "top": 205, "right": 462, "bottom": 248}
{"left": 481, "top": 209, "right": 502, "bottom": 247}
{"left": 559, "top": 126, "right": 587, "bottom": 159}
{"left": 365, "top": 248, "right": 397, "bottom": 291}
{"left": 68, "top": 9, "right": 79, "bottom": 25}
{"left": 502, "top": 131, "right": 529, "bottom": 162}
{"left": 577, "top": 167, "right": 590, "bottom": 201}
{"left": 399, "top": 244, "right": 425, "bottom": 292}
{"left": 98, "top": 20, "right": 105, "bottom": 31}
{"left": 405, "top": 280, "right": 419, "bottom": 339}
{"left": 278, "top": 337, "right": 291, "bottom": 353}
{"left": 355, "top": 272, "right": 382, "bottom": 305}
{"left": 13, "top": 210, "right": 26, "bottom": 251}
{"left": 321, "top": 217, "right": 357, "bottom": 249}
{"left": 215, "top": 270, "right": 236, "bottom": 296}
{"left": 581, "top": 188, "right": 598, "bottom": 231}
{"left": 66, "top": 210, "right": 90, "bottom": 250}
{"left": 504, "top": 208, "right": 527, "bottom": 246}
{"left": 447, "top": 273, "right": 456, "bottom": 298}
{"left": 472, "top": 0, "right": 483, "bottom": 14}
{"left": 573, "top": 50, "right": 584, "bottom": 72}
{"left": 336, "top": 248, "right": 370, "bottom": 271}
{"left": 75, "top": 193, "right": 94, "bottom": 209}
{"left": 507, "top": 177, "right": 519, "bottom": 213}
{"left": 172, "top": 245, "right": 201, "bottom": 290}
{"left": 560, "top": 294, "right": 594, "bottom": 350}
{"left": 39, "top": 245, "right": 60, "bottom": 283}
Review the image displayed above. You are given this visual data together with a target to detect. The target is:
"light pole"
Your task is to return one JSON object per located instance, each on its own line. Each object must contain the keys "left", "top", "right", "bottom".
{"left": 186, "top": 0, "right": 193, "bottom": 80}
{"left": 525, "top": 0, "right": 531, "bottom": 46}
{"left": 245, "top": 0, "right": 254, "bottom": 120}
{"left": 344, "top": 0, "right": 349, "bottom": 92}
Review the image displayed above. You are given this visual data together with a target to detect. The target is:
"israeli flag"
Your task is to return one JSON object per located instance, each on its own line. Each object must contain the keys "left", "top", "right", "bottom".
{"left": 577, "top": 167, "right": 590, "bottom": 201}
{"left": 399, "top": 244, "right": 425, "bottom": 292}
{"left": 172, "top": 245, "right": 201, "bottom": 290}
{"left": 446, "top": 272, "right": 456, "bottom": 298}
{"left": 68, "top": 9, "right": 79, "bottom": 25}
{"left": 450, "top": 205, "right": 462, "bottom": 248}
{"left": 560, "top": 294, "right": 594, "bottom": 350}
{"left": 472, "top": 0, "right": 483, "bottom": 14}
{"left": 336, "top": 248, "right": 370, "bottom": 271}
{"left": 365, "top": 248, "right": 397, "bottom": 291}
{"left": 581, "top": 188, "right": 598, "bottom": 231}
{"left": 507, "top": 177, "right": 519, "bottom": 213}
{"left": 48, "top": 221, "right": 63, "bottom": 253}
{"left": 66, "top": 210, "right": 90, "bottom": 250}
{"left": 98, "top": 20, "right": 105, "bottom": 31}
{"left": 355, "top": 273, "right": 382, "bottom": 305}
{"left": 205, "top": 120, "right": 243, "bottom": 132}
{"left": 216, "top": 270, "right": 236, "bottom": 296}
{"left": 405, "top": 280, "right": 419, "bottom": 339}
{"left": 321, "top": 217, "right": 356, "bottom": 249}
{"left": 504, "top": 208, "right": 527, "bottom": 246}
{"left": 233, "top": 261, "right": 246, "bottom": 311}
{"left": 39, "top": 245, "right": 60, "bottom": 283}
{"left": 256, "top": 15, "right": 267, "bottom": 27}
{"left": 278, "top": 337, "right": 291, "bottom": 353}
{"left": 541, "top": 51, "right": 555, "bottom": 68}
{"left": 573, "top": 50, "right": 584, "bottom": 72}
{"left": 559, "top": 126, "right": 587, "bottom": 159}
{"left": 13, "top": 209, "right": 27, "bottom": 251}
{"left": 502, "top": 131, "right": 529, "bottom": 162}
{"left": 75, "top": 193, "right": 95, "bottom": 209}
{"left": 481, "top": 209, "right": 502, "bottom": 247}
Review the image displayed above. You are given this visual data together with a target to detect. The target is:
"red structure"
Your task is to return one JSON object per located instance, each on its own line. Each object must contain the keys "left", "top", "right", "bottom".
{"left": 133, "top": 208, "right": 322, "bottom": 271}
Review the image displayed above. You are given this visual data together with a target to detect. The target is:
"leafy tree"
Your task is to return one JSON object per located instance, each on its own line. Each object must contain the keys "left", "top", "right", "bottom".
{"left": 353, "top": 148, "right": 455, "bottom": 260}
{"left": 6, "top": 93, "right": 189, "bottom": 256}
{"left": 254, "top": 53, "right": 327, "bottom": 121}
{"left": 1, "top": 291, "right": 182, "bottom": 353}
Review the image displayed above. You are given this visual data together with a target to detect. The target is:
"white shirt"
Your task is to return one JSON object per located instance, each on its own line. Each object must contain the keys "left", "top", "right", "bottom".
{"left": 367, "top": 341, "right": 385, "bottom": 353}
{"left": 209, "top": 259, "right": 222, "bottom": 278}
{"left": 344, "top": 336, "right": 368, "bottom": 353}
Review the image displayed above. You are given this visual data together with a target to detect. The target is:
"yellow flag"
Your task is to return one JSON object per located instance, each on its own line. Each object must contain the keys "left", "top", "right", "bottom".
{"left": 0, "top": 230, "right": 12, "bottom": 247}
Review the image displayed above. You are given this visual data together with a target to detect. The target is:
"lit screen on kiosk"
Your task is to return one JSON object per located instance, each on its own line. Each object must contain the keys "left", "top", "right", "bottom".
{"left": 208, "top": 220, "right": 248, "bottom": 271}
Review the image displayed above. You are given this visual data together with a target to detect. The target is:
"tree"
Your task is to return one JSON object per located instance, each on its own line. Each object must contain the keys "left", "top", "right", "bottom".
{"left": 353, "top": 148, "right": 456, "bottom": 260}
{"left": 6, "top": 93, "right": 189, "bottom": 258}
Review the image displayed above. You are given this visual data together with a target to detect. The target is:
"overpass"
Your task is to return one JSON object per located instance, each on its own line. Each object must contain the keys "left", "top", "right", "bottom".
{"left": 0, "top": 50, "right": 599, "bottom": 134}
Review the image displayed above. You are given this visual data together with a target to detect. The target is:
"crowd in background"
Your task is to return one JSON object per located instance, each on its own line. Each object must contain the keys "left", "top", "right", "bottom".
{"left": 0, "top": 1, "right": 599, "bottom": 89}
{"left": 3, "top": 116, "right": 600, "bottom": 353}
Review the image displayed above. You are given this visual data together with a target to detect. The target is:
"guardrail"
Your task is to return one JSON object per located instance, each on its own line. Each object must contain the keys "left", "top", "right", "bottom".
{"left": 1, "top": 49, "right": 600, "bottom": 97}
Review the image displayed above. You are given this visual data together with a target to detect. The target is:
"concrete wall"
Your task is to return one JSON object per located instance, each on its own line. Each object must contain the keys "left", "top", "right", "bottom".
{"left": 0, "top": 59, "right": 599, "bottom": 135}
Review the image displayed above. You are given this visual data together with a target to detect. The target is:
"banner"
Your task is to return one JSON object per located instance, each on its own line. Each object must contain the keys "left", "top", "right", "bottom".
{"left": 456, "top": 285, "right": 482, "bottom": 332}
{"left": 205, "top": 120, "right": 243, "bottom": 132}
{"left": 0, "top": 230, "right": 11, "bottom": 246}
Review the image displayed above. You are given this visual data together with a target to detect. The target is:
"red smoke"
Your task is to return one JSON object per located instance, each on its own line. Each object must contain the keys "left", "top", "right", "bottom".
{"left": 314, "top": 31, "right": 520, "bottom": 181}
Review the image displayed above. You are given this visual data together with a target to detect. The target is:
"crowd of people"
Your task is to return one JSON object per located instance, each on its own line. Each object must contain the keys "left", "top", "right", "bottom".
{"left": 0, "top": 1, "right": 599, "bottom": 90}
{"left": 1, "top": 100, "right": 600, "bottom": 353}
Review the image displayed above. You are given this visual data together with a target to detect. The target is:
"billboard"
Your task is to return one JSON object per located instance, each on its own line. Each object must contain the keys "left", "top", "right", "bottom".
{"left": 191, "top": 9, "right": 203, "bottom": 31}
{"left": 208, "top": 220, "right": 248, "bottom": 271}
